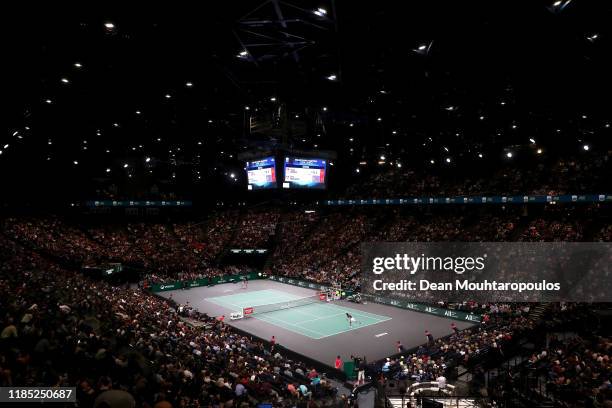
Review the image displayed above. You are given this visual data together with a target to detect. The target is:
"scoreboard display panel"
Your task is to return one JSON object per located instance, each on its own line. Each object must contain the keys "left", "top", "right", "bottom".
{"left": 246, "top": 157, "right": 277, "bottom": 190}
{"left": 283, "top": 157, "right": 326, "bottom": 189}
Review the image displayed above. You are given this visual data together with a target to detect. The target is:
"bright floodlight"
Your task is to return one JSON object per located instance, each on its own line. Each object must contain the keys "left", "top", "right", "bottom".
{"left": 45, "top": 99, "right": 52, "bottom": 104}
{"left": 478, "top": 153, "right": 483, "bottom": 158}
{"left": 380, "top": 155, "right": 386, "bottom": 160}
{"left": 270, "top": 97, "right": 276, "bottom": 102}
{"left": 185, "top": 82, "right": 193, "bottom": 87}
{"left": 104, "top": 22, "right": 115, "bottom": 29}
{"left": 123, "top": 163, "right": 128, "bottom": 168}
{"left": 445, "top": 157, "right": 451, "bottom": 163}
{"left": 74, "top": 62, "right": 82, "bottom": 68}
{"left": 313, "top": 8, "right": 327, "bottom": 16}
{"left": 106, "top": 168, "right": 111, "bottom": 173}
{"left": 418, "top": 45, "right": 427, "bottom": 50}
{"left": 61, "top": 78, "right": 69, "bottom": 83}
{"left": 73, "top": 160, "right": 78, "bottom": 165}
{"left": 537, "top": 149, "right": 543, "bottom": 154}
{"left": 529, "top": 138, "right": 536, "bottom": 144}
{"left": 583, "top": 144, "right": 590, "bottom": 151}
{"left": 327, "top": 74, "right": 337, "bottom": 81}
{"left": 506, "top": 152, "right": 513, "bottom": 158}
{"left": 165, "top": 94, "right": 171, "bottom": 99}
{"left": 135, "top": 110, "right": 141, "bottom": 115}
{"left": 145, "top": 157, "right": 151, "bottom": 163}
{"left": 230, "top": 173, "right": 236, "bottom": 179}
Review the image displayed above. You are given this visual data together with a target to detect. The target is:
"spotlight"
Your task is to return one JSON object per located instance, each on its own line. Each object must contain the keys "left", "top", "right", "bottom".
{"left": 587, "top": 33, "right": 599, "bottom": 42}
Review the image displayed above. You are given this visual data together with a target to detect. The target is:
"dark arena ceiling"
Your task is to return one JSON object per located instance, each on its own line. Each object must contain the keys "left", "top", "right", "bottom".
{"left": 2, "top": 1, "right": 611, "bottom": 204}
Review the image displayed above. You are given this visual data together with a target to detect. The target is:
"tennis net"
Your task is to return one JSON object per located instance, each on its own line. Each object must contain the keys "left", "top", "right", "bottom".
{"left": 243, "top": 293, "right": 324, "bottom": 317}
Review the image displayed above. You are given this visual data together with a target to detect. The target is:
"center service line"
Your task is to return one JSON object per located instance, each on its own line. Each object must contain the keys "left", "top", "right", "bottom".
{"left": 375, "top": 332, "right": 388, "bottom": 338}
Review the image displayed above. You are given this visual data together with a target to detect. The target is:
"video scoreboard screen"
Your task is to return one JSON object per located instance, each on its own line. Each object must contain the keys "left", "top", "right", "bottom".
{"left": 283, "top": 157, "right": 327, "bottom": 189}
{"left": 246, "top": 157, "right": 276, "bottom": 190}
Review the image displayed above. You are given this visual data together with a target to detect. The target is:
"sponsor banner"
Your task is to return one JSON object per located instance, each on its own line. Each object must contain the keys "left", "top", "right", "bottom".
{"left": 267, "top": 275, "right": 481, "bottom": 323}
{"left": 324, "top": 194, "right": 612, "bottom": 206}
{"left": 149, "top": 272, "right": 261, "bottom": 292}
{"left": 360, "top": 294, "right": 482, "bottom": 323}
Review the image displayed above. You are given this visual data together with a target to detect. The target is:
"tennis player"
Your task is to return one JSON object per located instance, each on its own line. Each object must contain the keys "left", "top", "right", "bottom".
{"left": 346, "top": 312, "right": 355, "bottom": 327}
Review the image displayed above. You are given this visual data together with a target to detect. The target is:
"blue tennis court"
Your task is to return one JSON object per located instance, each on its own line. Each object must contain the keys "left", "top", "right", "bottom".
{"left": 206, "top": 289, "right": 392, "bottom": 339}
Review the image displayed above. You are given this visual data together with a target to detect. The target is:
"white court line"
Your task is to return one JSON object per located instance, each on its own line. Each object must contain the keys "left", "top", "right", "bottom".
{"left": 321, "top": 303, "right": 391, "bottom": 320}
{"left": 205, "top": 297, "right": 246, "bottom": 311}
{"left": 259, "top": 305, "right": 392, "bottom": 340}
{"left": 312, "top": 316, "right": 393, "bottom": 340}
{"left": 291, "top": 307, "right": 322, "bottom": 319}
{"left": 290, "top": 312, "right": 348, "bottom": 325}
{"left": 255, "top": 314, "right": 328, "bottom": 338}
